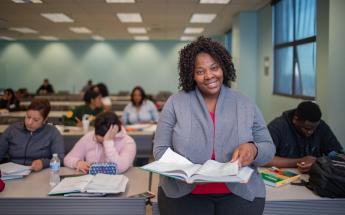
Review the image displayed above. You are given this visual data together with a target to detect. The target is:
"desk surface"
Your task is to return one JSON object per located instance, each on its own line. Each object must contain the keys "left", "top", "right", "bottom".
{"left": 150, "top": 169, "right": 345, "bottom": 215}
{"left": 0, "top": 167, "right": 149, "bottom": 215}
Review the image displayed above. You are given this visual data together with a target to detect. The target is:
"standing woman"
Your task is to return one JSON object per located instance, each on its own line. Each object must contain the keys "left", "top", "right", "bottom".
{"left": 0, "top": 99, "right": 64, "bottom": 171}
{"left": 122, "top": 86, "right": 159, "bottom": 125}
{"left": 153, "top": 37, "right": 275, "bottom": 215}
{"left": 0, "top": 88, "right": 20, "bottom": 112}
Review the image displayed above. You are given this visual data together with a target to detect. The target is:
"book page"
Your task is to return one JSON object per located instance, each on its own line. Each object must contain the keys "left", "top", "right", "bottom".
{"left": 188, "top": 166, "right": 253, "bottom": 184}
{"left": 194, "top": 160, "right": 239, "bottom": 177}
{"left": 48, "top": 175, "right": 93, "bottom": 195}
{"left": 86, "top": 174, "right": 128, "bottom": 194}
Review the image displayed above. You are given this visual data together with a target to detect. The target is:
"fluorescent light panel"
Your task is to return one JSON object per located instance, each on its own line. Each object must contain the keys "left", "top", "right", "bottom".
{"left": 134, "top": 36, "right": 149, "bottom": 41}
{"left": 69, "top": 27, "right": 92, "bottom": 34}
{"left": 41, "top": 13, "right": 74, "bottom": 23}
{"left": 127, "top": 27, "right": 147, "bottom": 34}
{"left": 180, "top": 36, "right": 196, "bottom": 41}
{"left": 12, "top": 0, "right": 43, "bottom": 3}
{"left": 117, "top": 13, "right": 142, "bottom": 23}
{"left": 106, "top": 0, "right": 135, "bottom": 3}
{"left": 184, "top": 27, "right": 204, "bottom": 34}
{"left": 40, "top": 36, "right": 58, "bottom": 41}
{"left": 200, "top": 0, "right": 231, "bottom": 4}
{"left": 0, "top": 36, "right": 15, "bottom": 41}
{"left": 10, "top": 27, "right": 38, "bottom": 34}
{"left": 92, "top": 35, "right": 105, "bottom": 41}
{"left": 190, "top": 13, "right": 216, "bottom": 23}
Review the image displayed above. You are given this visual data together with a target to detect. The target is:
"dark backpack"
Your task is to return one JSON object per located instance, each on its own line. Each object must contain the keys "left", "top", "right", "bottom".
{"left": 306, "top": 156, "right": 345, "bottom": 198}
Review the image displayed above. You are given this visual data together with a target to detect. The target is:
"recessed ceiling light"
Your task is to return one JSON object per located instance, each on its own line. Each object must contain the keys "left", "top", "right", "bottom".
{"left": 41, "top": 13, "right": 74, "bottom": 23}
{"left": 10, "top": 27, "right": 38, "bottom": 34}
{"left": 127, "top": 27, "right": 147, "bottom": 34}
{"left": 0, "top": 36, "right": 15, "bottom": 41}
{"left": 92, "top": 35, "right": 105, "bottom": 41}
{"left": 69, "top": 27, "right": 92, "bottom": 34}
{"left": 180, "top": 36, "right": 196, "bottom": 41}
{"left": 190, "top": 13, "right": 216, "bottom": 23}
{"left": 117, "top": 13, "right": 142, "bottom": 23}
{"left": 40, "top": 36, "right": 59, "bottom": 41}
{"left": 134, "top": 36, "right": 149, "bottom": 41}
{"left": 31, "top": 0, "right": 43, "bottom": 3}
{"left": 200, "top": 0, "right": 231, "bottom": 4}
{"left": 106, "top": 0, "right": 135, "bottom": 3}
{"left": 184, "top": 27, "right": 204, "bottom": 34}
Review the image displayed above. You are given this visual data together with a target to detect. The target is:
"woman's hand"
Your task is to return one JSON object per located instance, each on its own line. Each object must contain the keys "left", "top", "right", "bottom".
{"left": 104, "top": 125, "right": 119, "bottom": 142}
{"left": 231, "top": 143, "right": 258, "bottom": 167}
{"left": 76, "top": 160, "right": 90, "bottom": 173}
{"left": 31, "top": 159, "right": 43, "bottom": 171}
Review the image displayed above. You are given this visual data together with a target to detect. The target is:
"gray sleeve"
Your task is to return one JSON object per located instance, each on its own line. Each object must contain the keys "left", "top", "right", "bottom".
{"left": 153, "top": 96, "right": 176, "bottom": 160}
{"left": 0, "top": 127, "right": 10, "bottom": 162}
{"left": 251, "top": 105, "right": 276, "bottom": 166}
{"left": 41, "top": 128, "right": 65, "bottom": 168}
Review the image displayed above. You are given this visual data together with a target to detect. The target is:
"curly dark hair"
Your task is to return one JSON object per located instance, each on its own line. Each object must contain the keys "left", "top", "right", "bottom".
{"left": 178, "top": 36, "right": 236, "bottom": 92}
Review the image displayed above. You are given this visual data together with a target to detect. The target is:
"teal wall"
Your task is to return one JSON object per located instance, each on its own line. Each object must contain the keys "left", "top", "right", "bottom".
{"left": 231, "top": 12, "right": 258, "bottom": 101}
{"left": 256, "top": 1, "right": 345, "bottom": 146}
{"left": 0, "top": 40, "right": 188, "bottom": 94}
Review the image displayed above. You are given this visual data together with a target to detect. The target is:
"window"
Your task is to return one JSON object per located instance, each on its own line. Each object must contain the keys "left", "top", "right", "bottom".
{"left": 273, "top": 0, "right": 317, "bottom": 98}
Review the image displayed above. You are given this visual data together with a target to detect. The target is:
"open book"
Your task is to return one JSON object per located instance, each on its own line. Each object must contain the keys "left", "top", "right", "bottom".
{"left": 0, "top": 162, "right": 31, "bottom": 180}
{"left": 260, "top": 167, "right": 300, "bottom": 187}
{"left": 48, "top": 173, "right": 128, "bottom": 195}
{"left": 141, "top": 148, "right": 253, "bottom": 183}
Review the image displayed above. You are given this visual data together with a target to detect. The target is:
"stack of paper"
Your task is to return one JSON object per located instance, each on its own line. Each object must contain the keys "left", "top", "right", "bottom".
{"left": 0, "top": 162, "right": 31, "bottom": 180}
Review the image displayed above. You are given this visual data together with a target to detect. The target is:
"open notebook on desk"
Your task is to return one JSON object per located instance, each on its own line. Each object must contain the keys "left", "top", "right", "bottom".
{"left": 48, "top": 173, "right": 128, "bottom": 196}
{"left": 140, "top": 148, "right": 253, "bottom": 184}
{"left": 0, "top": 162, "right": 31, "bottom": 180}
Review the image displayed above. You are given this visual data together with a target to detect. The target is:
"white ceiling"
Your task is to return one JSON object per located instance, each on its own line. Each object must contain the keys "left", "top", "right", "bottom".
{"left": 0, "top": 0, "right": 270, "bottom": 41}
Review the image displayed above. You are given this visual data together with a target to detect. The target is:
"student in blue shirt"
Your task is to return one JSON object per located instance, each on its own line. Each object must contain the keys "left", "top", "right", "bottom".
{"left": 122, "top": 86, "right": 159, "bottom": 125}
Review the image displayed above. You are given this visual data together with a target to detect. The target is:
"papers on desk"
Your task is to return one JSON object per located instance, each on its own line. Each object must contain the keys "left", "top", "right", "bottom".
{"left": 48, "top": 173, "right": 128, "bottom": 196}
{"left": 140, "top": 148, "right": 253, "bottom": 183}
{"left": 0, "top": 162, "right": 31, "bottom": 180}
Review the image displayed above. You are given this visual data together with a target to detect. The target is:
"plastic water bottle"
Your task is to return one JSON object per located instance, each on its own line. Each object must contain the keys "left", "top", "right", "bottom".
{"left": 49, "top": 153, "right": 60, "bottom": 187}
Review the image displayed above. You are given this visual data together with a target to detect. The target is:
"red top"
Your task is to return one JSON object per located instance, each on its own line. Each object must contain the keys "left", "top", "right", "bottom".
{"left": 191, "top": 112, "right": 231, "bottom": 194}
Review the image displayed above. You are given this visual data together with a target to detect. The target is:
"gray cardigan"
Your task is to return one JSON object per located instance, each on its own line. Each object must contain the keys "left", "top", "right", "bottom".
{"left": 153, "top": 85, "right": 275, "bottom": 201}
{"left": 0, "top": 122, "right": 65, "bottom": 168}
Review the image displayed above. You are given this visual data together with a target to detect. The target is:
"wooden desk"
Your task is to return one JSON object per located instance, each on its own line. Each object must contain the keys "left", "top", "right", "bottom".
{"left": 0, "top": 167, "right": 150, "bottom": 215}
{"left": 150, "top": 171, "right": 345, "bottom": 215}
{"left": 0, "top": 111, "right": 123, "bottom": 125}
{"left": 21, "top": 101, "right": 128, "bottom": 111}
{"left": 0, "top": 124, "right": 155, "bottom": 159}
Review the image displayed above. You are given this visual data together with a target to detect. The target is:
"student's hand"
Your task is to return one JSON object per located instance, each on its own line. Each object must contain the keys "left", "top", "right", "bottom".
{"left": 104, "top": 125, "right": 119, "bottom": 142}
{"left": 31, "top": 159, "right": 43, "bottom": 172}
{"left": 297, "top": 156, "right": 316, "bottom": 173}
{"left": 75, "top": 117, "right": 82, "bottom": 127}
{"left": 76, "top": 161, "right": 90, "bottom": 174}
{"left": 231, "top": 143, "right": 258, "bottom": 167}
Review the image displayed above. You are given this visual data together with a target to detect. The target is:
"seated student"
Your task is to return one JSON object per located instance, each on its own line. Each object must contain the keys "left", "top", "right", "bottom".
{"left": 92, "top": 83, "right": 112, "bottom": 112}
{"left": 36, "top": 79, "right": 55, "bottom": 95}
{"left": 64, "top": 90, "right": 103, "bottom": 126}
{"left": 122, "top": 86, "right": 159, "bottom": 125}
{"left": 0, "top": 88, "right": 20, "bottom": 112}
{"left": 64, "top": 112, "right": 136, "bottom": 174}
{"left": 266, "top": 101, "right": 344, "bottom": 173}
{"left": 81, "top": 79, "right": 93, "bottom": 94}
{"left": 0, "top": 99, "right": 64, "bottom": 171}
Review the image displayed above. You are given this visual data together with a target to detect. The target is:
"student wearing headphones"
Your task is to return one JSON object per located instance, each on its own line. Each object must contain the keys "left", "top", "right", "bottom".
{"left": 64, "top": 112, "right": 136, "bottom": 174}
